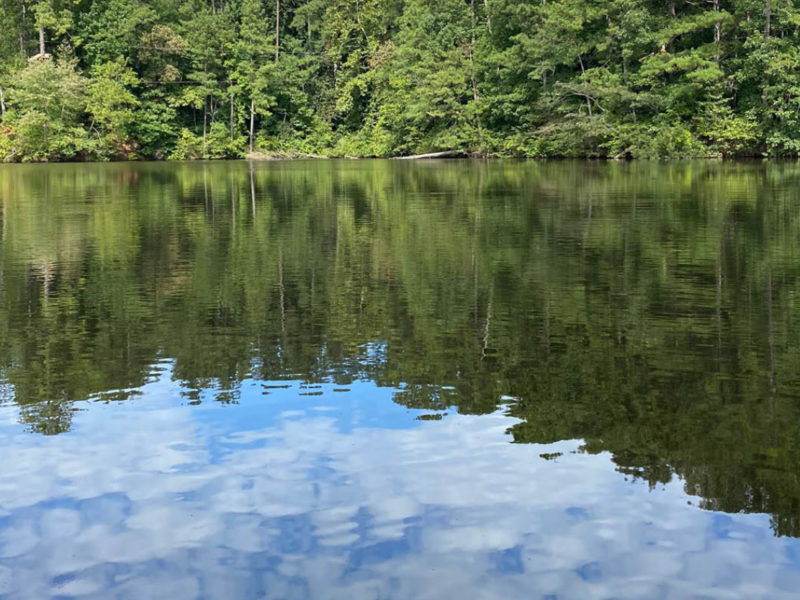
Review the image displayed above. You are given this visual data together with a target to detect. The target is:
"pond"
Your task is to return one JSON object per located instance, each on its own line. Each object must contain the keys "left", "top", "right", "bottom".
{"left": 0, "top": 160, "right": 799, "bottom": 599}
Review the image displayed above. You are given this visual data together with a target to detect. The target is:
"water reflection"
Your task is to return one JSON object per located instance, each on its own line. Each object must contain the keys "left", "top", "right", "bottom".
{"left": 1, "top": 160, "right": 800, "bottom": 596}
{"left": 1, "top": 367, "right": 799, "bottom": 599}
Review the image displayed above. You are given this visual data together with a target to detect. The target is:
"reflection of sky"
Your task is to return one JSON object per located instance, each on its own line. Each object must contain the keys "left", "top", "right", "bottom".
{"left": 0, "top": 365, "right": 799, "bottom": 599}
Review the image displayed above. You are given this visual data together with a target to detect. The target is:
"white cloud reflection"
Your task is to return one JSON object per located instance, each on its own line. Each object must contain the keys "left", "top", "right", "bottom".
{"left": 0, "top": 367, "right": 798, "bottom": 600}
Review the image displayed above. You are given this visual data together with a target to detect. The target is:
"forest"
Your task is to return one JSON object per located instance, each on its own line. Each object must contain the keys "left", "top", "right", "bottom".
{"left": 0, "top": 0, "right": 794, "bottom": 160}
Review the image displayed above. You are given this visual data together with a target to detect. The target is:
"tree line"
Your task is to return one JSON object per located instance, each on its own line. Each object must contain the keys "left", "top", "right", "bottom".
{"left": 0, "top": 0, "right": 795, "bottom": 160}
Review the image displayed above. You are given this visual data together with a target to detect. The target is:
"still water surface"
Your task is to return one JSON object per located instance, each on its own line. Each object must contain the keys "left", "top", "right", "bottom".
{"left": 1, "top": 160, "right": 800, "bottom": 598}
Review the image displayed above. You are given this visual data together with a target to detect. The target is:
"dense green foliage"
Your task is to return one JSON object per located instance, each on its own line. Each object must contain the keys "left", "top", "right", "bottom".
{"left": 0, "top": 0, "right": 796, "bottom": 159}
{"left": 3, "top": 160, "right": 800, "bottom": 535}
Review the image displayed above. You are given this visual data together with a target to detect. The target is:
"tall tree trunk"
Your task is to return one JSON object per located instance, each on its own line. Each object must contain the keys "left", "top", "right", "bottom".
{"left": 469, "top": 0, "right": 478, "bottom": 102}
{"left": 38, "top": 23, "right": 45, "bottom": 55}
{"left": 484, "top": 0, "right": 491, "bottom": 34}
{"left": 275, "top": 0, "right": 280, "bottom": 63}
{"left": 470, "top": 0, "right": 476, "bottom": 44}
{"left": 249, "top": 97, "right": 255, "bottom": 153}
{"left": 666, "top": 0, "right": 676, "bottom": 52}
{"left": 0, "top": 86, "right": 5, "bottom": 118}
{"left": 712, "top": 0, "right": 721, "bottom": 61}
{"left": 577, "top": 54, "right": 592, "bottom": 116}
{"left": 765, "top": 0, "right": 771, "bottom": 39}
{"left": 202, "top": 97, "right": 208, "bottom": 155}
{"left": 19, "top": 2, "right": 27, "bottom": 59}
{"left": 229, "top": 93, "right": 234, "bottom": 140}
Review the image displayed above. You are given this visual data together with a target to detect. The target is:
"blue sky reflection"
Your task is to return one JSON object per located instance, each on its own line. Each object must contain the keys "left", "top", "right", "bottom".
{"left": 0, "top": 364, "right": 798, "bottom": 599}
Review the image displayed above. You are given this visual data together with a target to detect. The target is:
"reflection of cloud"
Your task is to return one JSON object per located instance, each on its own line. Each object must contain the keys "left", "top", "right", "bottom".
{"left": 0, "top": 368, "right": 798, "bottom": 599}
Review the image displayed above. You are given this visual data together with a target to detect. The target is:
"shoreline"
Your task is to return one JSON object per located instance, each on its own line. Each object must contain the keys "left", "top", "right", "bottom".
{"left": 0, "top": 154, "right": 776, "bottom": 164}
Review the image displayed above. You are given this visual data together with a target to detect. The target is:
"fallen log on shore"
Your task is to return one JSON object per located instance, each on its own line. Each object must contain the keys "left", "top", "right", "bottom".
{"left": 392, "top": 151, "right": 468, "bottom": 160}
{"left": 246, "top": 151, "right": 329, "bottom": 160}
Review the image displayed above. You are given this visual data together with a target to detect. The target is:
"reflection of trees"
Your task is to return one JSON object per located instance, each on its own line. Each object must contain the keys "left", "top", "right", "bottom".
{"left": 1, "top": 161, "right": 800, "bottom": 534}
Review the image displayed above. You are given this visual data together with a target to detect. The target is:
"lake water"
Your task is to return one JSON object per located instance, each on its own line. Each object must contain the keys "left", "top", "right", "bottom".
{"left": 1, "top": 160, "right": 800, "bottom": 599}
